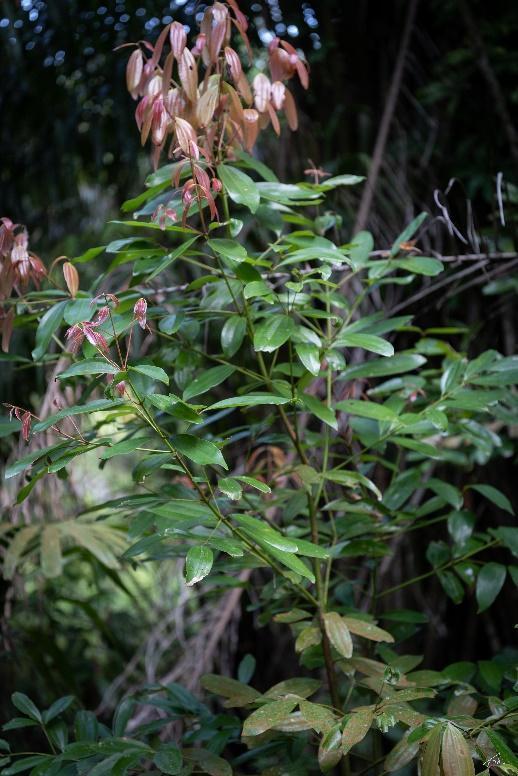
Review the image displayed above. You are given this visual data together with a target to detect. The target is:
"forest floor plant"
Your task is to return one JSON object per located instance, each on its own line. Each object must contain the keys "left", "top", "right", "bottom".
{"left": 0, "top": 2, "right": 517, "bottom": 774}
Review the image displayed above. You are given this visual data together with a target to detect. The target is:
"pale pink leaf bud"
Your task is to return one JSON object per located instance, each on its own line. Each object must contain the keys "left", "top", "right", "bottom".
{"left": 134, "top": 298, "right": 147, "bottom": 330}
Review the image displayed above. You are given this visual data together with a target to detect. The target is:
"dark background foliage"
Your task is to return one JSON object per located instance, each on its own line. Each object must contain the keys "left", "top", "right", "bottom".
{"left": 1, "top": 0, "right": 517, "bottom": 727}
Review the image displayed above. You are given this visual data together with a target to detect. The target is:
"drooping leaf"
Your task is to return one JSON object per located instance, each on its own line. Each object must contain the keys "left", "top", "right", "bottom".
{"left": 421, "top": 724, "right": 444, "bottom": 776}
{"left": 253, "top": 315, "right": 295, "bottom": 352}
{"left": 303, "top": 394, "right": 337, "bottom": 429}
{"left": 441, "top": 723, "right": 474, "bottom": 776}
{"left": 58, "top": 360, "right": 121, "bottom": 379}
{"left": 476, "top": 563, "right": 506, "bottom": 612}
{"left": 184, "top": 545, "right": 213, "bottom": 586}
{"left": 221, "top": 316, "right": 246, "bottom": 357}
{"left": 336, "top": 399, "right": 398, "bottom": 423}
{"left": 32, "top": 301, "right": 68, "bottom": 361}
{"left": 295, "top": 343, "right": 321, "bottom": 376}
{"left": 341, "top": 710, "right": 373, "bottom": 755}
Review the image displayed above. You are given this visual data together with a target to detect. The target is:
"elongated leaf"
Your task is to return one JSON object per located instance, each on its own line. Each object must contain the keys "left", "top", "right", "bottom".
{"left": 242, "top": 700, "right": 298, "bottom": 736}
{"left": 390, "top": 212, "right": 428, "bottom": 256}
{"left": 341, "top": 710, "right": 373, "bottom": 755}
{"left": 476, "top": 562, "right": 506, "bottom": 612}
{"left": 385, "top": 732, "right": 420, "bottom": 772}
{"left": 221, "top": 316, "right": 246, "bottom": 357}
{"left": 201, "top": 674, "right": 260, "bottom": 705}
{"left": 342, "top": 617, "right": 394, "bottom": 643}
{"left": 339, "top": 353, "right": 426, "bottom": 381}
{"left": 421, "top": 723, "right": 444, "bottom": 776}
{"left": 336, "top": 399, "right": 397, "bottom": 422}
{"left": 40, "top": 524, "right": 63, "bottom": 578}
{"left": 253, "top": 315, "right": 295, "bottom": 352}
{"left": 58, "top": 360, "right": 121, "bottom": 379}
{"left": 11, "top": 693, "right": 41, "bottom": 723}
{"left": 185, "top": 545, "right": 213, "bottom": 586}
{"left": 172, "top": 434, "right": 228, "bottom": 469}
{"left": 234, "top": 476, "right": 271, "bottom": 493}
{"left": 32, "top": 399, "right": 126, "bottom": 433}
{"left": 32, "top": 301, "right": 67, "bottom": 361}
{"left": 130, "top": 364, "right": 169, "bottom": 385}
{"left": 295, "top": 343, "right": 321, "bottom": 375}
{"left": 441, "top": 723, "right": 474, "bottom": 776}
{"left": 266, "top": 545, "right": 316, "bottom": 583}
{"left": 1, "top": 755, "right": 51, "bottom": 774}
{"left": 428, "top": 478, "right": 463, "bottom": 509}
{"left": 3, "top": 526, "right": 39, "bottom": 579}
{"left": 183, "top": 365, "right": 235, "bottom": 402}
{"left": 470, "top": 484, "right": 514, "bottom": 515}
{"left": 323, "top": 612, "right": 353, "bottom": 658}
{"left": 303, "top": 394, "right": 337, "bottom": 430}
{"left": 208, "top": 393, "right": 290, "bottom": 410}
{"left": 337, "top": 333, "right": 394, "bottom": 357}
{"left": 217, "top": 164, "right": 259, "bottom": 213}
{"left": 484, "top": 730, "right": 518, "bottom": 772}
{"left": 318, "top": 724, "right": 342, "bottom": 772}
{"left": 146, "top": 236, "right": 199, "bottom": 280}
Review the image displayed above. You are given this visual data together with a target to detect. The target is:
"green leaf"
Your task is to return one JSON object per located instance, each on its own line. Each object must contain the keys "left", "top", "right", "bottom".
{"left": 0, "top": 755, "right": 51, "bottom": 774}
{"left": 441, "top": 723, "right": 474, "bottom": 776}
{"left": 183, "top": 365, "right": 235, "bottom": 402}
{"left": 63, "top": 298, "right": 93, "bottom": 326}
{"left": 236, "top": 149, "right": 279, "bottom": 182}
{"left": 303, "top": 394, "right": 337, "bottom": 429}
{"left": 299, "top": 700, "right": 337, "bottom": 733}
{"left": 293, "top": 538, "right": 330, "bottom": 559}
{"left": 58, "top": 359, "right": 121, "bottom": 379}
{"left": 183, "top": 749, "right": 232, "bottom": 776}
{"left": 385, "top": 732, "right": 420, "bottom": 772}
{"left": 185, "top": 545, "right": 213, "bottom": 586}
{"left": 172, "top": 434, "right": 228, "bottom": 469}
{"left": 43, "top": 696, "right": 75, "bottom": 724}
{"left": 323, "top": 612, "right": 353, "bottom": 658}
{"left": 32, "top": 301, "right": 67, "bottom": 361}
{"left": 233, "top": 514, "right": 299, "bottom": 552}
{"left": 221, "top": 316, "right": 246, "bottom": 357}
{"left": 427, "top": 479, "right": 463, "bottom": 510}
{"left": 217, "top": 164, "right": 260, "bottom": 213}
{"left": 242, "top": 700, "right": 298, "bottom": 737}
{"left": 253, "top": 315, "right": 295, "bottom": 352}
{"left": 438, "top": 570, "right": 464, "bottom": 604}
{"left": 208, "top": 393, "right": 290, "bottom": 410}
{"left": 492, "top": 526, "right": 518, "bottom": 557}
{"left": 339, "top": 353, "right": 426, "bottom": 381}
{"left": 32, "top": 399, "right": 126, "bottom": 433}
{"left": 485, "top": 730, "right": 518, "bottom": 772}
{"left": 341, "top": 710, "right": 373, "bottom": 755}
{"left": 476, "top": 562, "right": 506, "bottom": 612}
{"left": 350, "top": 231, "right": 374, "bottom": 269}
{"left": 218, "top": 477, "right": 242, "bottom": 501}
{"left": 100, "top": 437, "right": 150, "bottom": 460}
{"left": 295, "top": 343, "right": 321, "bottom": 375}
{"left": 266, "top": 545, "right": 316, "bottom": 582}
{"left": 129, "top": 364, "right": 169, "bottom": 385}
{"left": 393, "top": 256, "right": 444, "bottom": 276}
{"left": 234, "top": 475, "right": 271, "bottom": 493}
{"left": 337, "top": 333, "right": 394, "bottom": 357}
{"left": 153, "top": 744, "right": 182, "bottom": 774}
{"left": 11, "top": 693, "right": 41, "bottom": 723}
{"left": 145, "top": 236, "right": 199, "bottom": 281}
{"left": 470, "top": 484, "right": 514, "bottom": 515}
{"left": 208, "top": 238, "right": 247, "bottom": 262}
{"left": 390, "top": 212, "right": 428, "bottom": 256}
{"left": 336, "top": 399, "right": 397, "bottom": 422}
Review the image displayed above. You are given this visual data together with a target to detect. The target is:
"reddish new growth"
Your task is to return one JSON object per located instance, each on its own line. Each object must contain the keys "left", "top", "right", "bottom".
{"left": 125, "top": 1, "right": 308, "bottom": 225}
{"left": 0, "top": 218, "right": 46, "bottom": 352}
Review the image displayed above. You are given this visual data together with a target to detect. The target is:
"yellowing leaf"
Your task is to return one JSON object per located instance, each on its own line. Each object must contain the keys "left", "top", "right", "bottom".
{"left": 341, "top": 710, "right": 373, "bottom": 755}
{"left": 242, "top": 699, "right": 298, "bottom": 736}
{"left": 323, "top": 612, "right": 353, "bottom": 658}
{"left": 441, "top": 723, "right": 474, "bottom": 776}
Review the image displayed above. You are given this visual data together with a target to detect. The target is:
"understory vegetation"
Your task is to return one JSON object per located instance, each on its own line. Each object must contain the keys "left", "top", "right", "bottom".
{"left": 0, "top": 2, "right": 517, "bottom": 774}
